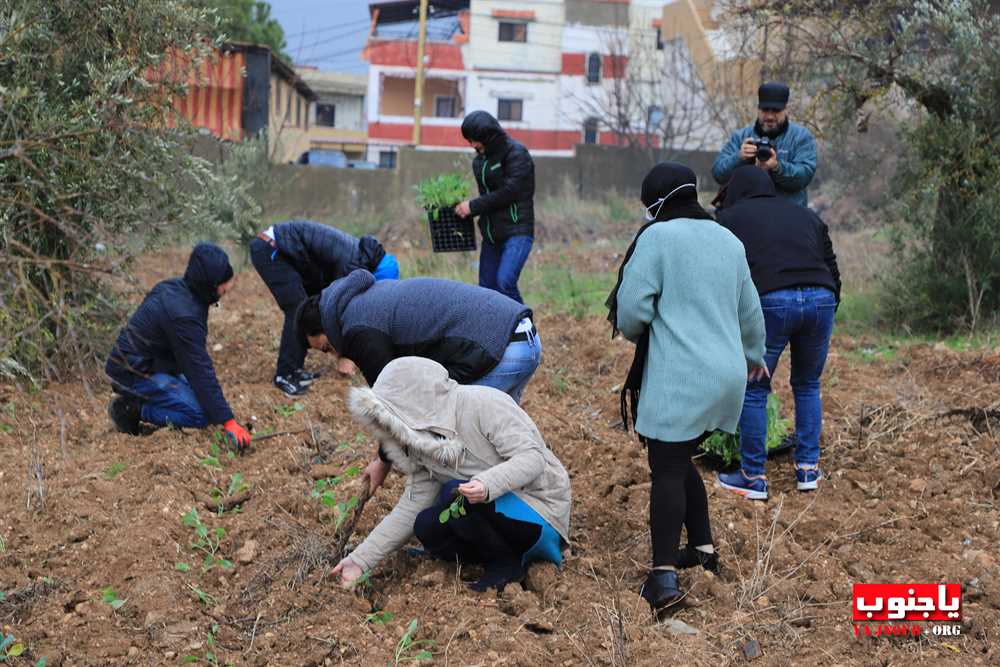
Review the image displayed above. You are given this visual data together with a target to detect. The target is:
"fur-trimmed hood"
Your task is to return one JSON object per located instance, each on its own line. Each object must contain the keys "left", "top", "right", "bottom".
{"left": 343, "top": 357, "right": 572, "bottom": 574}
{"left": 347, "top": 359, "right": 466, "bottom": 475}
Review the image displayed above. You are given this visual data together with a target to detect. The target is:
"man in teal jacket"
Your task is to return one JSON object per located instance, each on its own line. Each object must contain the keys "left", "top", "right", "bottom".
{"left": 712, "top": 82, "right": 817, "bottom": 207}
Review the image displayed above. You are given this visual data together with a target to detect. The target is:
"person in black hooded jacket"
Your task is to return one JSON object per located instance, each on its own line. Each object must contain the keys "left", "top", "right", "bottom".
{"left": 715, "top": 165, "right": 840, "bottom": 501}
{"left": 454, "top": 110, "right": 535, "bottom": 304}
{"left": 105, "top": 243, "right": 251, "bottom": 451}
{"left": 250, "top": 219, "right": 399, "bottom": 397}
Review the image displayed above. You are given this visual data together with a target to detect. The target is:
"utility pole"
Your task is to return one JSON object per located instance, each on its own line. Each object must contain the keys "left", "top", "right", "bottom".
{"left": 412, "top": 0, "right": 430, "bottom": 145}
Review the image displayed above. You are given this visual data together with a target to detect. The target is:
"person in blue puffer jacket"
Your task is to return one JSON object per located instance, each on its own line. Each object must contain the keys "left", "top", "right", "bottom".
{"left": 712, "top": 82, "right": 818, "bottom": 208}
{"left": 105, "top": 242, "right": 251, "bottom": 451}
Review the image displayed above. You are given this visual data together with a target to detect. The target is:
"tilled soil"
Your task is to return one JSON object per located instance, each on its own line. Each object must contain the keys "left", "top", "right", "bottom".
{"left": 1, "top": 251, "right": 999, "bottom": 666}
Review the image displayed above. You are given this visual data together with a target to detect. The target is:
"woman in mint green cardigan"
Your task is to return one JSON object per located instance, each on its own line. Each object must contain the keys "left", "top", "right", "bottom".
{"left": 608, "top": 162, "right": 767, "bottom": 611}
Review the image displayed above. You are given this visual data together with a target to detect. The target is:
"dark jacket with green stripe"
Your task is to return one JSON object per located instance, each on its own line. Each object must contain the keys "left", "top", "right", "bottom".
{"left": 463, "top": 111, "right": 535, "bottom": 243}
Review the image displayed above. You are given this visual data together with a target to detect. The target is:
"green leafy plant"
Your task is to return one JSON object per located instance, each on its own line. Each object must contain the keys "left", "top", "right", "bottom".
{"left": 0, "top": 634, "right": 24, "bottom": 661}
{"left": 175, "top": 562, "right": 191, "bottom": 572}
{"left": 311, "top": 465, "right": 362, "bottom": 528}
{"left": 393, "top": 618, "right": 434, "bottom": 665}
{"left": 102, "top": 462, "right": 127, "bottom": 480}
{"left": 274, "top": 401, "right": 305, "bottom": 418}
{"left": 100, "top": 586, "right": 127, "bottom": 611}
{"left": 186, "top": 583, "right": 218, "bottom": 607}
{"left": 365, "top": 610, "right": 394, "bottom": 625}
{"left": 210, "top": 473, "right": 249, "bottom": 501}
{"left": 699, "top": 395, "right": 791, "bottom": 467}
{"left": 414, "top": 173, "right": 471, "bottom": 220}
{"left": 182, "top": 623, "right": 232, "bottom": 666}
{"left": 438, "top": 492, "right": 466, "bottom": 524}
{"left": 181, "top": 508, "right": 234, "bottom": 572}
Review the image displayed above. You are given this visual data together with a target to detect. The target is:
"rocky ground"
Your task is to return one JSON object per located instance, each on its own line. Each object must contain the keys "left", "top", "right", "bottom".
{"left": 1, "top": 246, "right": 998, "bottom": 666}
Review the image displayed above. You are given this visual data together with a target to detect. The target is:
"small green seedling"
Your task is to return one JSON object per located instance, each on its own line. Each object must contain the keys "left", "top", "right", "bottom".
{"left": 393, "top": 618, "right": 434, "bottom": 665}
{"left": 209, "top": 431, "right": 238, "bottom": 460}
{"left": 175, "top": 562, "right": 191, "bottom": 572}
{"left": 0, "top": 423, "right": 13, "bottom": 434}
{"left": 100, "top": 586, "right": 127, "bottom": 610}
{"left": 199, "top": 441, "right": 227, "bottom": 469}
{"left": 181, "top": 508, "right": 233, "bottom": 572}
{"left": 211, "top": 472, "right": 249, "bottom": 500}
{"left": 186, "top": 583, "right": 218, "bottom": 607}
{"left": 365, "top": 610, "right": 393, "bottom": 625}
{"left": 438, "top": 492, "right": 466, "bottom": 524}
{"left": 274, "top": 401, "right": 305, "bottom": 418}
{"left": 311, "top": 465, "right": 362, "bottom": 528}
{"left": 102, "top": 462, "right": 127, "bottom": 480}
{"left": 182, "top": 624, "right": 232, "bottom": 667}
{"left": 0, "top": 634, "right": 25, "bottom": 660}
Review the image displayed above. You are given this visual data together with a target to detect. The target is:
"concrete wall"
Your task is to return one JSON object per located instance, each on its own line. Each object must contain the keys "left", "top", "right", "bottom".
{"left": 261, "top": 144, "right": 717, "bottom": 217}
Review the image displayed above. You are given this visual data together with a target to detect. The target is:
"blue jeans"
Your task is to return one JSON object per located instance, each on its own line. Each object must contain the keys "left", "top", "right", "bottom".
{"left": 130, "top": 373, "right": 209, "bottom": 428}
{"left": 479, "top": 235, "right": 533, "bottom": 303}
{"left": 471, "top": 331, "right": 542, "bottom": 404}
{"left": 738, "top": 287, "right": 836, "bottom": 476}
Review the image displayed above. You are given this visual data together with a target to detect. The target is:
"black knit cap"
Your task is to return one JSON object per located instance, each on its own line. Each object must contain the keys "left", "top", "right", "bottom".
{"left": 758, "top": 82, "right": 790, "bottom": 110}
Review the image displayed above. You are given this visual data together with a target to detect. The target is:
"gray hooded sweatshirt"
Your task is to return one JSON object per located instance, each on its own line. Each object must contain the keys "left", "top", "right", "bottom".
{"left": 346, "top": 357, "right": 571, "bottom": 573}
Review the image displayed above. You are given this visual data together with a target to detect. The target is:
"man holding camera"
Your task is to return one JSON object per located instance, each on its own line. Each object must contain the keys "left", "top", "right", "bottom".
{"left": 712, "top": 83, "right": 817, "bottom": 208}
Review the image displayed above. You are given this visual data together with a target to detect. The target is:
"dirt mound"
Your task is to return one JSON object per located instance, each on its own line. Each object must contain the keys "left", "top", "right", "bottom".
{"left": 1, "top": 260, "right": 998, "bottom": 666}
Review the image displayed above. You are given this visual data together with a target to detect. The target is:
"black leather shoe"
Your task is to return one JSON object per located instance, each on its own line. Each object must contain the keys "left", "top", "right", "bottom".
{"left": 675, "top": 545, "right": 720, "bottom": 574}
{"left": 640, "top": 569, "right": 683, "bottom": 610}
{"left": 108, "top": 395, "right": 141, "bottom": 435}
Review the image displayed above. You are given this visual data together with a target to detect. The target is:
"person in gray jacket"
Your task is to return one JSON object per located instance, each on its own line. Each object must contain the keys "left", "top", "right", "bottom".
{"left": 331, "top": 357, "right": 571, "bottom": 593}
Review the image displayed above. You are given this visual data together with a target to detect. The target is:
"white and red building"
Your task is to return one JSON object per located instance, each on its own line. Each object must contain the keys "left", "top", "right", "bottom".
{"left": 362, "top": 0, "right": 732, "bottom": 161}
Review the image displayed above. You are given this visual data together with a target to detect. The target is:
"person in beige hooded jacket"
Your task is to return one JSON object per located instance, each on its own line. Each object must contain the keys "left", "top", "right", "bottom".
{"left": 331, "top": 357, "right": 571, "bottom": 592}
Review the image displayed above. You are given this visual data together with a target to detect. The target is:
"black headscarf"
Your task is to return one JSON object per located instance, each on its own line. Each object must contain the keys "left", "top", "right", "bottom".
{"left": 605, "top": 162, "right": 715, "bottom": 437}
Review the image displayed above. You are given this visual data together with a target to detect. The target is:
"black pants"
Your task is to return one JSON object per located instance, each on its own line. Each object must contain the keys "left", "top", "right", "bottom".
{"left": 646, "top": 434, "right": 713, "bottom": 567}
{"left": 413, "top": 480, "right": 540, "bottom": 566}
{"left": 250, "top": 239, "right": 312, "bottom": 378}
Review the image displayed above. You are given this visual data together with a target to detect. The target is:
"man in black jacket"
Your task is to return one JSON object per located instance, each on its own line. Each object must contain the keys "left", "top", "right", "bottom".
{"left": 454, "top": 111, "right": 535, "bottom": 304}
{"left": 715, "top": 166, "right": 840, "bottom": 501}
{"left": 250, "top": 219, "right": 398, "bottom": 397}
{"left": 105, "top": 243, "right": 251, "bottom": 450}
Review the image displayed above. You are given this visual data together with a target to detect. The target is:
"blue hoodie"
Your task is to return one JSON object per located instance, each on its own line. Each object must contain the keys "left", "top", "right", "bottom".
{"left": 106, "top": 243, "right": 235, "bottom": 424}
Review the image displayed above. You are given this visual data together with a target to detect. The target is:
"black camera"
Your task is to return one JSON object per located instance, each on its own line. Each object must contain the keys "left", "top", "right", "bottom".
{"left": 754, "top": 137, "right": 774, "bottom": 161}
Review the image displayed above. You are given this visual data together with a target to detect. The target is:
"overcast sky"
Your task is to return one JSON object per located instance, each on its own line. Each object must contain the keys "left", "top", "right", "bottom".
{"left": 270, "top": 0, "right": 373, "bottom": 72}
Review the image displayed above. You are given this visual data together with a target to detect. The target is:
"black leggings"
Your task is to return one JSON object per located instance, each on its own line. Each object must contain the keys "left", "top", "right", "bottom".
{"left": 413, "top": 480, "right": 541, "bottom": 566}
{"left": 646, "top": 434, "right": 713, "bottom": 567}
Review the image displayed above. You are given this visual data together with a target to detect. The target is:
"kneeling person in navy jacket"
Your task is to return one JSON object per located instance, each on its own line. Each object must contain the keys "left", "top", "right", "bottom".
{"left": 105, "top": 243, "right": 251, "bottom": 451}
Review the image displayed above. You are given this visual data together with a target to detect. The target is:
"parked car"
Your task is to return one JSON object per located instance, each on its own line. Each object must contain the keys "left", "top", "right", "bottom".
{"left": 300, "top": 149, "right": 348, "bottom": 168}
{"left": 348, "top": 161, "right": 378, "bottom": 170}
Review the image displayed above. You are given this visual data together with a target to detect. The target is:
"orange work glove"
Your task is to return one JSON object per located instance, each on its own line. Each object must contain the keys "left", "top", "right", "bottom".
{"left": 223, "top": 419, "right": 251, "bottom": 454}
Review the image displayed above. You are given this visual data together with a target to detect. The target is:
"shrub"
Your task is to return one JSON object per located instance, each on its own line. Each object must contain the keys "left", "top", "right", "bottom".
{"left": 0, "top": 0, "right": 236, "bottom": 384}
